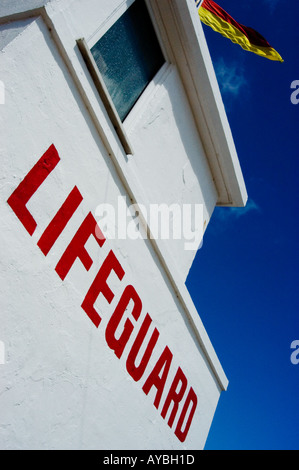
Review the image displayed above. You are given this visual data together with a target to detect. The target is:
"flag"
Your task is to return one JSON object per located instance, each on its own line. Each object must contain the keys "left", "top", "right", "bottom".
{"left": 195, "top": 0, "right": 283, "bottom": 62}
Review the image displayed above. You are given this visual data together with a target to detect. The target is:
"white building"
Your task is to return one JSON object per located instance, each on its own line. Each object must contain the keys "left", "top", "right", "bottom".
{"left": 0, "top": 0, "right": 247, "bottom": 450}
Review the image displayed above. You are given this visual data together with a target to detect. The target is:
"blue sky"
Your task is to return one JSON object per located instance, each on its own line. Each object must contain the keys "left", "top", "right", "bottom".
{"left": 186, "top": 0, "right": 299, "bottom": 450}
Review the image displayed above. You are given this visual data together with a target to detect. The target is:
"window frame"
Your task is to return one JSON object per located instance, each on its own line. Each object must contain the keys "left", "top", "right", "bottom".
{"left": 77, "top": 37, "right": 133, "bottom": 155}
{"left": 77, "top": 0, "right": 167, "bottom": 155}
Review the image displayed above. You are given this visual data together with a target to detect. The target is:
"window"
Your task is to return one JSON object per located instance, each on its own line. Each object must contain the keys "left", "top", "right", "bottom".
{"left": 90, "top": 0, "right": 165, "bottom": 122}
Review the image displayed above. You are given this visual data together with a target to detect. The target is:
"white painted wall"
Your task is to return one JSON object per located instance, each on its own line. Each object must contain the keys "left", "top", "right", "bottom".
{"left": 125, "top": 64, "right": 217, "bottom": 278}
{"left": 0, "top": 0, "right": 241, "bottom": 450}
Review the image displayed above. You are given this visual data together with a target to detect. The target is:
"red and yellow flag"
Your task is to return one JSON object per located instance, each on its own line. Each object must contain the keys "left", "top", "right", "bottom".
{"left": 196, "top": 0, "right": 283, "bottom": 62}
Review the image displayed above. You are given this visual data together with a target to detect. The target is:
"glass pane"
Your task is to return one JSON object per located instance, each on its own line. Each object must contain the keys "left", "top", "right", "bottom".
{"left": 91, "top": 0, "right": 165, "bottom": 121}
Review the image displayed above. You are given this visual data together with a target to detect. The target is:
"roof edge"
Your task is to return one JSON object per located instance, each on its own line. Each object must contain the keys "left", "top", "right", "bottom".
{"left": 169, "top": 0, "right": 248, "bottom": 207}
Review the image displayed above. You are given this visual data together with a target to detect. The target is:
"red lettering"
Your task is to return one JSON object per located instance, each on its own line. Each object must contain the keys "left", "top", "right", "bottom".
{"left": 82, "top": 250, "right": 125, "bottom": 328}
{"left": 106, "top": 285, "right": 142, "bottom": 359}
{"left": 38, "top": 186, "right": 83, "bottom": 255}
{"left": 174, "top": 387, "right": 198, "bottom": 443}
{"left": 126, "top": 313, "right": 159, "bottom": 382}
{"left": 142, "top": 346, "right": 173, "bottom": 409}
{"left": 7, "top": 143, "right": 198, "bottom": 444}
{"left": 55, "top": 212, "right": 105, "bottom": 281}
{"left": 7, "top": 145, "right": 60, "bottom": 236}
{"left": 161, "top": 367, "right": 188, "bottom": 428}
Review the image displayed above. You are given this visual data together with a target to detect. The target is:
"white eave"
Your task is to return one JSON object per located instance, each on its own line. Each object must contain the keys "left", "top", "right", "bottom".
{"left": 155, "top": 0, "right": 248, "bottom": 207}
